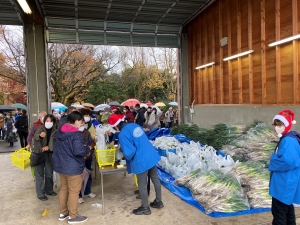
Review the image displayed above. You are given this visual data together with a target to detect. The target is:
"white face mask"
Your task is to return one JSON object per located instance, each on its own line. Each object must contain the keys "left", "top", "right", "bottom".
{"left": 78, "top": 126, "right": 85, "bottom": 132}
{"left": 40, "top": 117, "right": 44, "bottom": 123}
{"left": 100, "top": 112, "right": 104, "bottom": 115}
{"left": 275, "top": 126, "right": 285, "bottom": 135}
{"left": 6, "top": 116, "right": 10, "bottom": 119}
{"left": 84, "top": 117, "right": 90, "bottom": 122}
{"left": 104, "top": 112, "right": 108, "bottom": 114}
{"left": 123, "top": 110, "right": 126, "bottom": 113}
{"left": 45, "top": 122, "right": 53, "bottom": 129}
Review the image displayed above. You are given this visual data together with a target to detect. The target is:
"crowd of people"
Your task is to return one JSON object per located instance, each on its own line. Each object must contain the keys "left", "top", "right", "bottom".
{"left": 13, "top": 103, "right": 168, "bottom": 224}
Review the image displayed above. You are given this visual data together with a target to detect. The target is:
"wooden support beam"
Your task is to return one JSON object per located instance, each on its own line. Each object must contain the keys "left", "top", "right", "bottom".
{"left": 227, "top": 0, "right": 233, "bottom": 103}
{"left": 261, "top": 0, "right": 267, "bottom": 104}
{"left": 219, "top": 1, "right": 224, "bottom": 104}
{"left": 237, "top": 0, "right": 242, "bottom": 103}
{"left": 248, "top": 0, "right": 253, "bottom": 103}
{"left": 275, "top": 0, "right": 281, "bottom": 103}
{"left": 292, "top": 0, "right": 299, "bottom": 103}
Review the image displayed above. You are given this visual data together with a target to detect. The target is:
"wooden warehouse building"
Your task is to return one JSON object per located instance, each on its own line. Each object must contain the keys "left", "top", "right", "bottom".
{"left": 180, "top": 0, "right": 300, "bottom": 130}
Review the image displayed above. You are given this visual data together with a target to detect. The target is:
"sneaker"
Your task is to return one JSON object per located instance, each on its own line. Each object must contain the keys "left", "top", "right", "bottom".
{"left": 132, "top": 206, "right": 151, "bottom": 215}
{"left": 78, "top": 198, "right": 84, "bottom": 204}
{"left": 150, "top": 200, "right": 164, "bottom": 209}
{"left": 134, "top": 190, "right": 139, "bottom": 194}
{"left": 85, "top": 193, "right": 96, "bottom": 198}
{"left": 59, "top": 212, "right": 69, "bottom": 221}
{"left": 68, "top": 215, "right": 88, "bottom": 224}
{"left": 136, "top": 194, "right": 141, "bottom": 199}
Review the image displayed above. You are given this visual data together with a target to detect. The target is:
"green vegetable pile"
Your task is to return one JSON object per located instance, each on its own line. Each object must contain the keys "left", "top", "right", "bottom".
{"left": 171, "top": 123, "right": 245, "bottom": 149}
{"left": 186, "top": 170, "right": 249, "bottom": 213}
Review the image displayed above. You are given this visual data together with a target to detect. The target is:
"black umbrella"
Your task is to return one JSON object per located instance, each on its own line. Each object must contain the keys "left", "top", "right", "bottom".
{"left": 108, "top": 101, "right": 121, "bottom": 106}
{"left": 0, "top": 105, "right": 16, "bottom": 112}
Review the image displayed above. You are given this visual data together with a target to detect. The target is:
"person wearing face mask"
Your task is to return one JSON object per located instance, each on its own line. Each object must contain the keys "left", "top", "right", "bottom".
{"left": 101, "top": 107, "right": 111, "bottom": 125}
{"left": 78, "top": 108, "right": 96, "bottom": 204}
{"left": 26, "top": 111, "right": 47, "bottom": 149}
{"left": 134, "top": 104, "right": 145, "bottom": 127}
{"left": 108, "top": 114, "right": 163, "bottom": 215}
{"left": 97, "top": 110, "right": 103, "bottom": 124}
{"left": 269, "top": 110, "right": 300, "bottom": 225}
{"left": 33, "top": 114, "right": 57, "bottom": 201}
{"left": 53, "top": 111, "right": 91, "bottom": 224}
{"left": 165, "top": 107, "right": 174, "bottom": 128}
{"left": 143, "top": 107, "right": 156, "bottom": 132}
{"left": 123, "top": 106, "right": 134, "bottom": 123}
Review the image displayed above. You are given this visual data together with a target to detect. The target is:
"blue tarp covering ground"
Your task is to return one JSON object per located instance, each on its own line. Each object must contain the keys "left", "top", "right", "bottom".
{"left": 149, "top": 129, "right": 271, "bottom": 217}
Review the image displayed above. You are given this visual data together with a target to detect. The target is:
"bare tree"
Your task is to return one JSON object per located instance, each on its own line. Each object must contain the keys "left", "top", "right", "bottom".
{"left": 0, "top": 26, "right": 26, "bottom": 85}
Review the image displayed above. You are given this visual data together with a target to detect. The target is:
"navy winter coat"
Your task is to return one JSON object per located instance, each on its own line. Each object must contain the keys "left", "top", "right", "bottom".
{"left": 53, "top": 123, "right": 90, "bottom": 175}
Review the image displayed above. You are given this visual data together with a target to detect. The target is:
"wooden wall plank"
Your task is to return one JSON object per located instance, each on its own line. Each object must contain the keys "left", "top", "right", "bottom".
{"left": 227, "top": 0, "right": 233, "bottom": 103}
{"left": 293, "top": 0, "right": 299, "bottom": 103}
{"left": 204, "top": 13, "right": 209, "bottom": 104}
{"left": 280, "top": 0, "right": 293, "bottom": 103}
{"left": 265, "top": 0, "right": 277, "bottom": 104}
{"left": 211, "top": 7, "right": 216, "bottom": 104}
{"left": 218, "top": 0, "right": 224, "bottom": 104}
{"left": 237, "top": 0, "right": 242, "bottom": 103}
{"left": 248, "top": 0, "right": 253, "bottom": 103}
{"left": 261, "top": 0, "right": 267, "bottom": 104}
{"left": 197, "top": 17, "right": 202, "bottom": 104}
{"left": 275, "top": 0, "right": 281, "bottom": 103}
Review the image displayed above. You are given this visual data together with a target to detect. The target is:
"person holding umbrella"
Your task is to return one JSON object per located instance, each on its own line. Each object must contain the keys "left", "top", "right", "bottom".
{"left": 4, "top": 113, "right": 16, "bottom": 147}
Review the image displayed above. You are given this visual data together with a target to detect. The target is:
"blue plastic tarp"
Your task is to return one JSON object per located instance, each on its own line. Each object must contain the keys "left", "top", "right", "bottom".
{"left": 157, "top": 166, "right": 271, "bottom": 217}
{"left": 150, "top": 129, "right": 271, "bottom": 217}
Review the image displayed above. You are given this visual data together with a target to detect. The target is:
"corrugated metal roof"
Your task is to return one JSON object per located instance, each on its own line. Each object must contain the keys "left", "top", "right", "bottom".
{"left": 0, "top": 0, "right": 23, "bottom": 25}
{"left": 0, "top": 0, "right": 216, "bottom": 47}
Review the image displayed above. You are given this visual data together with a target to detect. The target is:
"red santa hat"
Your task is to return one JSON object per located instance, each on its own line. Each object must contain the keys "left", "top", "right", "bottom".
{"left": 108, "top": 114, "right": 124, "bottom": 127}
{"left": 273, "top": 110, "right": 296, "bottom": 137}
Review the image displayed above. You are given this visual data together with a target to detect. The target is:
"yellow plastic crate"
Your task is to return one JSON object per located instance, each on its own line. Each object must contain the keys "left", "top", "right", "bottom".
{"left": 10, "top": 148, "right": 31, "bottom": 170}
{"left": 95, "top": 147, "right": 116, "bottom": 167}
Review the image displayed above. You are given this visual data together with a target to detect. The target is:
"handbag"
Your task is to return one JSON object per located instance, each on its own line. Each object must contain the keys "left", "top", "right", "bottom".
{"left": 30, "top": 152, "right": 45, "bottom": 167}
{"left": 30, "top": 139, "right": 45, "bottom": 167}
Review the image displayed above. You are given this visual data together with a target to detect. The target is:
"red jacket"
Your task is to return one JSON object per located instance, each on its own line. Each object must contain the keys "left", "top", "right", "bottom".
{"left": 125, "top": 111, "right": 134, "bottom": 123}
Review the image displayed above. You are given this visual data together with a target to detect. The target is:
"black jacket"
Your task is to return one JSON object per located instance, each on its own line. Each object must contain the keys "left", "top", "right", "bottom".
{"left": 14, "top": 115, "right": 28, "bottom": 132}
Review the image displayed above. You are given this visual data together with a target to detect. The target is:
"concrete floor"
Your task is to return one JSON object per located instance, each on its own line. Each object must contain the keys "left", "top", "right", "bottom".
{"left": 1, "top": 140, "right": 300, "bottom": 225}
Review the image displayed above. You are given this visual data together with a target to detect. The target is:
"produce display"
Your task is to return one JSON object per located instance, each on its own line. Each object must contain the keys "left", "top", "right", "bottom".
{"left": 154, "top": 122, "right": 276, "bottom": 214}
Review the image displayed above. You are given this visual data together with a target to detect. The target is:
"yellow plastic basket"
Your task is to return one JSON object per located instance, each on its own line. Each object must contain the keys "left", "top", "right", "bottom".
{"left": 10, "top": 148, "right": 31, "bottom": 170}
{"left": 95, "top": 147, "right": 116, "bottom": 167}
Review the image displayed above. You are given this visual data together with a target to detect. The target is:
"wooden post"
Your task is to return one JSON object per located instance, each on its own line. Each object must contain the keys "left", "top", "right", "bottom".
{"left": 275, "top": 0, "right": 281, "bottom": 104}
{"left": 292, "top": 0, "right": 299, "bottom": 103}
{"left": 227, "top": 0, "right": 233, "bottom": 103}
{"left": 248, "top": 0, "right": 253, "bottom": 103}
{"left": 212, "top": 8, "right": 216, "bottom": 104}
{"left": 204, "top": 14, "right": 209, "bottom": 103}
{"left": 261, "top": 0, "right": 266, "bottom": 104}
{"left": 237, "top": 0, "right": 242, "bottom": 103}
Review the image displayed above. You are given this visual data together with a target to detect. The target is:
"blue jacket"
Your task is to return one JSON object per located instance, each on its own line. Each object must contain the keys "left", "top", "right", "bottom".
{"left": 119, "top": 123, "right": 160, "bottom": 174}
{"left": 269, "top": 131, "right": 300, "bottom": 205}
{"left": 53, "top": 124, "right": 90, "bottom": 175}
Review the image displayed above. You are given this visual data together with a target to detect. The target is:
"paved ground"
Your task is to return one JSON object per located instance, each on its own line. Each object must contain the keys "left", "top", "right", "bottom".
{"left": 1, "top": 141, "right": 300, "bottom": 225}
